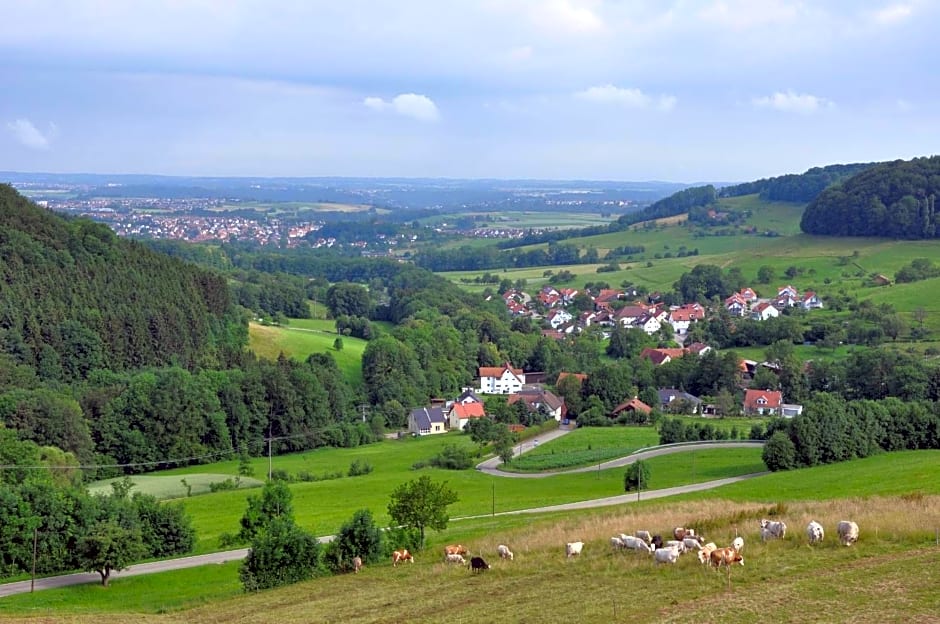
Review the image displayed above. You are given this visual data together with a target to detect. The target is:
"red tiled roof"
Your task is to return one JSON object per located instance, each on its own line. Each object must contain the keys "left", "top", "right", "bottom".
{"left": 452, "top": 402, "right": 486, "bottom": 419}
{"left": 611, "top": 397, "right": 652, "bottom": 415}
{"left": 744, "top": 389, "right": 783, "bottom": 410}
{"left": 478, "top": 362, "right": 523, "bottom": 378}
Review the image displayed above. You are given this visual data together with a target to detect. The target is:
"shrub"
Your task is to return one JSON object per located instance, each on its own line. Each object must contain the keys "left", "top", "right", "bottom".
{"left": 348, "top": 459, "right": 374, "bottom": 477}
{"left": 239, "top": 518, "right": 322, "bottom": 591}
{"left": 762, "top": 431, "right": 797, "bottom": 472}
{"left": 324, "top": 509, "right": 384, "bottom": 573}
{"left": 624, "top": 460, "right": 650, "bottom": 492}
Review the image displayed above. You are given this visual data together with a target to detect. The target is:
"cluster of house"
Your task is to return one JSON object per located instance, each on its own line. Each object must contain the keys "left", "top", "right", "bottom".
{"left": 500, "top": 283, "right": 824, "bottom": 340}
{"left": 408, "top": 363, "right": 565, "bottom": 436}
{"left": 407, "top": 359, "right": 803, "bottom": 436}
{"left": 724, "top": 285, "right": 823, "bottom": 321}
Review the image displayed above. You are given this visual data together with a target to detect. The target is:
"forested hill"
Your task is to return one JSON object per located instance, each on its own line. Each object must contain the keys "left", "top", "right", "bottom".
{"left": 0, "top": 184, "right": 243, "bottom": 380}
{"left": 719, "top": 162, "right": 877, "bottom": 203}
{"left": 615, "top": 185, "right": 717, "bottom": 228}
{"left": 800, "top": 156, "right": 940, "bottom": 238}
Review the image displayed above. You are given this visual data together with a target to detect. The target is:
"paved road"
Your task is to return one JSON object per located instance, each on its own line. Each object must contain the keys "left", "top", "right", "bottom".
{"left": 476, "top": 440, "right": 765, "bottom": 478}
{"left": 1, "top": 436, "right": 765, "bottom": 597}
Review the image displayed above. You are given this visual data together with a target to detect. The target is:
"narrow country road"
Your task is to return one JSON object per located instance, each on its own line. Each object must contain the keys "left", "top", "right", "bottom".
{"left": 0, "top": 437, "right": 767, "bottom": 597}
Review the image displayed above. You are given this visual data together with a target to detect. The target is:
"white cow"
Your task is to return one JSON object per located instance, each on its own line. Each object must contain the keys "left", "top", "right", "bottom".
{"left": 683, "top": 536, "right": 704, "bottom": 551}
{"left": 621, "top": 535, "right": 653, "bottom": 552}
{"left": 610, "top": 536, "right": 625, "bottom": 550}
{"left": 665, "top": 540, "right": 687, "bottom": 554}
{"left": 837, "top": 521, "right": 859, "bottom": 546}
{"left": 445, "top": 553, "right": 466, "bottom": 564}
{"left": 806, "top": 521, "right": 825, "bottom": 545}
{"left": 635, "top": 530, "right": 653, "bottom": 545}
{"left": 654, "top": 546, "right": 681, "bottom": 564}
{"left": 497, "top": 544, "right": 514, "bottom": 560}
{"left": 731, "top": 537, "right": 744, "bottom": 553}
{"left": 566, "top": 541, "right": 584, "bottom": 558}
{"left": 759, "top": 519, "right": 787, "bottom": 541}
{"left": 697, "top": 542, "right": 718, "bottom": 565}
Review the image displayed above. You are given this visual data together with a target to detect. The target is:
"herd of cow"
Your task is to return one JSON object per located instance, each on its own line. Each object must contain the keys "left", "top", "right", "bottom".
{"left": 375, "top": 517, "right": 860, "bottom": 575}
{"left": 566, "top": 517, "right": 860, "bottom": 568}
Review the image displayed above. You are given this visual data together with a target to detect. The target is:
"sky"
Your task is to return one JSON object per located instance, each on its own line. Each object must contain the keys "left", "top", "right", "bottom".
{"left": 1, "top": 0, "right": 938, "bottom": 182}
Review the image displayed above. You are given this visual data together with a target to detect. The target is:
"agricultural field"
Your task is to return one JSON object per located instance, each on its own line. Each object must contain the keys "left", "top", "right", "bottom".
{"left": 247, "top": 319, "right": 366, "bottom": 385}
{"left": 4, "top": 451, "right": 939, "bottom": 622}
{"left": 87, "top": 474, "right": 264, "bottom": 499}
{"left": 124, "top": 431, "right": 764, "bottom": 554}
{"left": 504, "top": 426, "right": 660, "bottom": 472}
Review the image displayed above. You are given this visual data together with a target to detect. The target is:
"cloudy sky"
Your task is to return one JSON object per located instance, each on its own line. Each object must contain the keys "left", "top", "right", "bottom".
{"left": 1, "top": 0, "right": 937, "bottom": 181}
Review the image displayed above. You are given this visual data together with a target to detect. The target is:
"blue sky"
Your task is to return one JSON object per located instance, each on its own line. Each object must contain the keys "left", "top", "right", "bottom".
{"left": 1, "top": 0, "right": 937, "bottom": 181}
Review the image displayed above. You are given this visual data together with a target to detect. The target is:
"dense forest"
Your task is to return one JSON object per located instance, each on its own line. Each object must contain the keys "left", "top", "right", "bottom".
{"left": 800, "top": 156, "right": 940, "bottom": 237}
{"left": 719, "top": 162, "right": 875, "bottom": 202}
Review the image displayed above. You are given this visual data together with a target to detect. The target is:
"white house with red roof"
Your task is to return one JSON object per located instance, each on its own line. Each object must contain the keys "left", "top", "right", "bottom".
{"left": 801, "top": 291, "right": 824, "bottom": 310}
{"left": 738, "top": 287, "right": 759, "bottom": 302}
{"left": 669, "top": 303, "right": 706, "bottom": 335}
{"left": 743, "top": 389, "right": 783, "bottom": 416}
{"left": 448, "top": 401, "right": 487, "bottom": 430}
{"left": 724, "top": 293, "right": 749, "bottom": 317}
{"left": 750, "top": 301, "right": 780, "bottom": 321}
{"left": 778, "top": 285, "right": 799, "bottom": 298}
{"left": 546, "top": 308, "right": 573, "bottom": 329}
{"left": 478, "top": 362, "right": 526, "bottom": 394}
{"left": 635, "top": 312, "right": 662, "bottom": 335}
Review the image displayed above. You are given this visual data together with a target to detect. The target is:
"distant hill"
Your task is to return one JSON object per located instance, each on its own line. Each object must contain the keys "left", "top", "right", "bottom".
{"left": 719, "top": 162, "right": 877, "bottom": 203}
{"left": 0, "top": 184, "right": 242, "bottom": 380}
{"left": 800, "top": 156, "right": 940, "bottom": 238}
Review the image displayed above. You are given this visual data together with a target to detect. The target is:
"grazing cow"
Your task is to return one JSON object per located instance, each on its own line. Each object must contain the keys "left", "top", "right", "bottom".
{"left": 497, "top": 544, "right": 514, "bottom": 560}
{"left": 697, "top": 542, "right": 718, "bottom": 565}
{"left": 352, "top": 556, "right": 362, "bottom": 573}
{"left": 683, "top": 536, "right": 704, "bottom": 551}
{"left": 651, "top": 535, "right": 664, "bottom": 550}
{"left": 636, "top": 530, "right": 652, "bottom": 545}
{"left": 445, "top": 553, "right": 466, "bottom": 564}
{"left": 806, "top": 521, "right": 825, "bottom": 545}
{"left": 566, "top": 541, "right": 584, "bottom": 558}
{"left": 610, "top": 536, "right": 625, "bottom": 550}
{"left": 470, "top": 556, "right": 490, "bottom": 572}
{"left": 445, "top": 544, "right": 469, "bottom": 557}
{"left": 759, "top": 519, "right": 787, "bottom": 541}
{"left": 731, "top": 537, "right": 744, "bottom": 553}
{"left": 654, "top": 546, "right": 681, "bottom": 564}
{"left": 392, "top": 549, "right": 414, "bottom": 566}
{"left": 674, "top": 527, "right": 695, "bottom": 541}
{"left": 620, "top": 535, "right": 652, "bottom": 552}
{"left": 709, "top": 547, "right": 744, "bottom": 568}
{"left": 837, "top": 521, "right": 859, "bottom": 546}
{"left": 665, "top": 540, "right": 687, "bottom": 554}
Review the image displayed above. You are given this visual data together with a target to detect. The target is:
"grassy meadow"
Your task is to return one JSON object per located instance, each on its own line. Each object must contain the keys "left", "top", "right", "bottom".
{"left": 247, "top": 319, "right": 366, "bottom": 385}
{"left": 5, "top": 451, "right": 940, "bottom": 622}
{"left": 94, "top": 430, "right": 763, "bottom": 554}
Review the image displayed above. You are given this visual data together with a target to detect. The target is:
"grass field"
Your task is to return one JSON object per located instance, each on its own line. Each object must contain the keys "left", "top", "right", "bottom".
{"left": 87, "top": 473, "right": 265, "bottom": 499}
{"left": 247, "top": 320, "right": 365, "bottom": 385}
{"left": 4, "top": 451, "right": 939, "bottom": 622}
{"left": 505, "top": 426, "right": 660, "bottom": 472}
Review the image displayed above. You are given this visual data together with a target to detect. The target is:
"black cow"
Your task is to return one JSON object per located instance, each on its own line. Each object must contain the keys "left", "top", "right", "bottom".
{"left": 469, "top": 556, "right": 490, "bottom": 572}
{"left": 651, "top": 535, "right": 664, "bottom": 550}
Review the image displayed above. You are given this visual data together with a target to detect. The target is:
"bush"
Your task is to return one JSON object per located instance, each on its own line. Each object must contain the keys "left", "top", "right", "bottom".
{"left": 428, "top": 444, "right": 474, "bottom": 470}
{"left": 624, "top": 460, "right": 651, "bottom": 492}
{"left": 208, "top": 478, "right": 238, "bottom": 492}
{"left": 762, "top": 431, "right": 797, "bottom": 472}
{"left": 324, "top": 509, "right": 384, "bottom": 573}
{"left": 239, "top": 518, "right": 322, "bottom": 591}
{"left": 348, "top": 459, "right": 374, "bottom": 477}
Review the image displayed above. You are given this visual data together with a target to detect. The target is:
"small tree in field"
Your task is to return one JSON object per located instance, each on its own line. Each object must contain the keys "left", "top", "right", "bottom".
{"left": 239, "top": 518, "right": 322, "bottom": 591}
{"left": 333, "top": 337, "right": 344, "bottom": 351}
{"left": 75, "top": 521, "right": 145, "bottom": 587}
{"left": 762, "top": 431, "right": 797, "bottom": 471}
{"left": 624, "top": 460, "right": 650, "bottom": 492}
{"left": 387, "top": 476, "right": 458, "bottom": 548}
{"left": 324, "top": 509, "right": 384, "bottom": 573}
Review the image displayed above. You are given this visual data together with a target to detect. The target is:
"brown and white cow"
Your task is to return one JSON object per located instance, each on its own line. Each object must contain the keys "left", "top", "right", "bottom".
{"left": 352, "top": 556, "right": 363, "bottom": 573}
{"left": 392, "top": 549, "right": 414, "bottom": 566}
{"left": 709, "top": 547, "right": 744, "bottom": 568}
{"left": 444, "top": 544, "right": 469, "bottom": 557}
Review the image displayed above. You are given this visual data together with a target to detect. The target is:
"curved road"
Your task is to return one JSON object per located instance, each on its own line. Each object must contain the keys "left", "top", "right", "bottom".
{"left": 1, "top": 437, "right": 766, "bottom": 597}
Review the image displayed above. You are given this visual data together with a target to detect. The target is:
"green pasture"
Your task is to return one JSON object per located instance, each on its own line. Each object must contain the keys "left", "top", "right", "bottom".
{"left": 247, "top": 320, "right": 365, "bottom": 385}
{"left": 87, "top": 474, "right": 264, "bottom": 499}
{"left": 142, "top": 432, "right": 764, "bottom": 553}
{"left": 7, "top": 450, "right": 940, "bottom": 622}
{"left": 505, "top": 426, "right": 660, "bottom": 472}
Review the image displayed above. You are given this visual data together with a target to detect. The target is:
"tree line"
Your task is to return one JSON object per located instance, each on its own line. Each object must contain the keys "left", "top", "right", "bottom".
{"left": 801, "top": 156, "right": 940, "bottom": 238}
{"left": 719, "top": 162, "right": 875, "bottom": 203}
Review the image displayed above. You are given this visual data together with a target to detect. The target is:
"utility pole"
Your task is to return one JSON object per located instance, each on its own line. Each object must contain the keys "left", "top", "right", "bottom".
{"left": 267, "top": 424, "right": 273, "bottom": 481}
{"left": 492, "top": 483, "right": 495, "bottom": 517}
{"left": 30, "top": 527, "right": 37, "bottom": 593}
{"left": 637, "top": 464, "right": 642, "bottom": 503}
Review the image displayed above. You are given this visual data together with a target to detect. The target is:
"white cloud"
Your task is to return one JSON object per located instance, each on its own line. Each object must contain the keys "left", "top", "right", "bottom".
{"left": 870, "top": 3, "right": 914, "bottom": 24}
{"left": 698, "top": 0, "right": 800, "bottom": 30}
{"left": 752, "top": 90, "right": 834, "bottom": 114}
{"left": 6, "top": 118, "right": 57, "bottom": 150}
{"left": 575, "top": 84, "right": 676, "bottom": 111}
{"left": 363, "top": 93, "right": 440, "bottom": 122}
